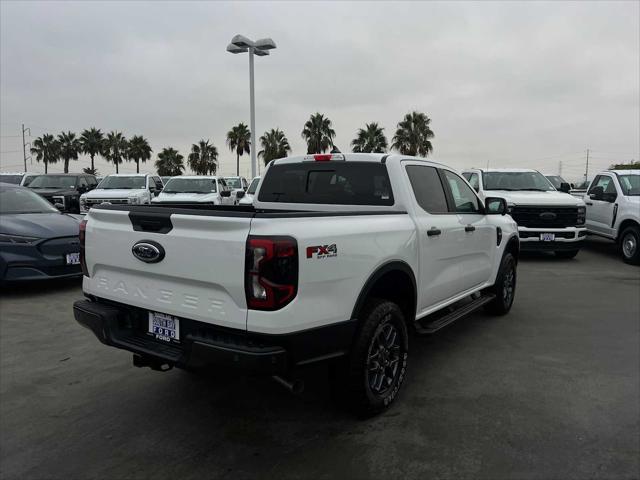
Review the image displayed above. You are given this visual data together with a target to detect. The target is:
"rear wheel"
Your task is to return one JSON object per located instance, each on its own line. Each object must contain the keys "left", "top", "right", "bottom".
{"left": 337, "top": 299, "right": 408, "bottom": 417}
{"left": 484, "top": 252, "right": 517, "bottom": 315}
{"left": 554, "top": 249, "right": 579, "bottom": 259}
{"left": 620, "top": 225, "right": 640, "bottom": 265}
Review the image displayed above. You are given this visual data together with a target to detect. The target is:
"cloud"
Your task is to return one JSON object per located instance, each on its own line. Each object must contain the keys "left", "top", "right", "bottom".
{"left": 1, "top": 0, "right": 638, "bottom": 181}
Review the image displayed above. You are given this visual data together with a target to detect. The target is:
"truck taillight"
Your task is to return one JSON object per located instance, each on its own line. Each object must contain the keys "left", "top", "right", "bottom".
{"left": 79, "top": 219, "right": 89, "bottom": 277}
{"left": 245, "top": 236, "right": 298, "bottom": 311}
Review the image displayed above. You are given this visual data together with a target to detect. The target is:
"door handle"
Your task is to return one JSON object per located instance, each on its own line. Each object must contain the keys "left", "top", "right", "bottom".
{"left": 427, "top": 228, "right": 442, "bottom": 237}
{"left": 465, "top": 225, "right": 476, "bottom": 232}
{"left": 585, "top": 202, "right": 593, "bottom": 206}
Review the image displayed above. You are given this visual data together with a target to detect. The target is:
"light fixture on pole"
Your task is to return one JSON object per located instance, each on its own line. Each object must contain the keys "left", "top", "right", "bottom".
{"left": 226, "top": 34, "right": 276, "bottom": 178}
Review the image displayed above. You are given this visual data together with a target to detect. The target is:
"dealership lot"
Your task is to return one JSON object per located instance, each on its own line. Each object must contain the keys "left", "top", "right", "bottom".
{"left": 0, "top": 238, "right": 638, "bottom": 480}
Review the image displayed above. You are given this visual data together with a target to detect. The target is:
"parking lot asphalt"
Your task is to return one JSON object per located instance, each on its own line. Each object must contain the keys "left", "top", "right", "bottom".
{"left": 1, "top": 237, "right": 639, "bottom": 480}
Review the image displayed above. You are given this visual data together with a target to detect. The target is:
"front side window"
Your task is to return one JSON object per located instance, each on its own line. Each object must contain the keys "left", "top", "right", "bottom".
{"left": 482, "top": 171, "right": 554, "bottom": 191}
{"left": 588, "top": 175, "right": 615, "bottom": 195}
{"left": 258, "top": 162, "right": 393, "bottom": 205}
{"left": 224, "top": 177, "right": 242, "bottom": 189}
{"left": 467, "top": 173, "right": 479, "bottom": 192}
{"left": 247, "top": 177, "right": 260, "bottom": 194}
{"left": 443, "top": 170, "right": 481, "bottom": 213}
{"left": 618, "top": 175, "right": 640, "bottom": 196}
{"left": 405, "top": 165, "right": 449, "bottom": 214}
{"left": 0, "top": 175, "right": 22, "bottom": 185}
{"left": 28, "top": 175, "right": 78, "bottom": 189}
{"left": 97, "top": 176, "right": 146, "bottom": 189}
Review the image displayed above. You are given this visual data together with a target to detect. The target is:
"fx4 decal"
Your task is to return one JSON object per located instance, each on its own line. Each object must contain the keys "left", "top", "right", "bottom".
{"left": 306, "top": 244, "right": 338, "bottom": 259}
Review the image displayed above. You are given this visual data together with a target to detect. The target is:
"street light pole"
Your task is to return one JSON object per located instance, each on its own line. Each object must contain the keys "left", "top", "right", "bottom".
{"left": 227, "top": 34, "right": 276, "bottom": 180}
{"left": 248, "top": 48, "right": 256, "bottom": 179}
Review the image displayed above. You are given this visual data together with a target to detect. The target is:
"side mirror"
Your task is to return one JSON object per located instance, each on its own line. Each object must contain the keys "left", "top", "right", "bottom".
{"left": 220, "top": 190, "right": 232, "bottom": 198}
{"left": 559, "top": 182, "right": 571, "bottom": 193}
{"left": 589, "top": 186, "right": 604, "bottom": 200}
{"left": 235, "top": 190, "right": 245, "bottom": 199}
{"left": 485, "top": 197, "right": 507, "bottom": 215}
{"left": 54, "top": 203, "right": 65, "bottom": 211}
{"left": 77, "top": 185, "right": 87, "bottom": 193}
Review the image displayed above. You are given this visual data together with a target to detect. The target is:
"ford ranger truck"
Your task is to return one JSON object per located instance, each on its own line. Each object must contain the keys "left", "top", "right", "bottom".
{"left": 79, "top": 173, "right": 164, "bottom": 213}
{"left": 463, "top": 168, "right": 586, "bottom": 259}
{"left": 73, "top": 153, "right": 519, "bottom": 416}
{"left": 584, "top": 169, "right": 640, "bottom": 265}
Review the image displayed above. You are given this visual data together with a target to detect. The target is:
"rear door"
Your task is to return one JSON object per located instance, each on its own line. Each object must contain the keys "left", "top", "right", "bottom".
{"left": 441, "top": 169, "right": 495, "bottom": 290}
{"left": 83, "top": 207, "right": 253, "bottom": 330}
{"left": 403, "top": 162, "right": 463, "bottom": 311}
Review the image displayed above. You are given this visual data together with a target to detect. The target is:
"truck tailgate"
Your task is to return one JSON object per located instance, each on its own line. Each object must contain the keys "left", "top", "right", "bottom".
{"left": 82, "top": 208, "right": 252, "bottom": 330}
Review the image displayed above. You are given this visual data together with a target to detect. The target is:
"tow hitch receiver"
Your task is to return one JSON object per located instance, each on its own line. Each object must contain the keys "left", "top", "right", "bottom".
{"left": 133, "top": 354, "right": 173, "bottom": 372}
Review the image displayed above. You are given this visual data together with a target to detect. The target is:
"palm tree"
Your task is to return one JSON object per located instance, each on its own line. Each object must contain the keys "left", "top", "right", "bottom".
{"left": 102, "top": 131, "right": 128, "bottom": 173}
{"left": 155, "top": 147, "right": 185, "bottom": 176}
{"left": 258, "top": 128, "right": 291, "bottom": 165}
{"left": 301, "top": 113, "right": 336, "bottom": 154}
{"left": 127, "top": 135, "right": 152, "bottom": 173}
{"left": 79, "top": 128, "right": 104, "bottom": 174}
{"left": 56, "top": 131, "right": 81, "bottom": 173}
{"left": 188, "top": 140, "right": 219, "bottom": 175}
{"left": 391, "top": 111, "right": 434, "bottom": 157}
{"left": 226, "top": 123, "right": 251, "bottom": 176}
{"left": 351, "top": 122, "right": 388, "bottom": 153}
{"left": 30, "top": 134, "right": 59, "bottom": 174}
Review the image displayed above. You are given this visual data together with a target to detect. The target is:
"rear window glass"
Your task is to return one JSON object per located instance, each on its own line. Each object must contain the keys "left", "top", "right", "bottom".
{"left": 258, "top": 162, "right": 394, "bottom": 205}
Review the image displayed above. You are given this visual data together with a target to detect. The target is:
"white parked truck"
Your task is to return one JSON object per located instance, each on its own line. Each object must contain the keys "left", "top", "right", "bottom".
{"left": 80, "top": 174, "right": 164, "bottom": 213}
{"left": 237, "top": 176, "right": 260, "bottom": 205}
{"left": 73, "top": 153, "right": 519, "bottom": 415}
{"left": 152, "top": 176, "right": 234, "bottom": 205}
{"left": 462, "top": 168, "right": 587, "bottom": 258}
{"left": 584, "top": 169, "right": 640, "bottom": 264}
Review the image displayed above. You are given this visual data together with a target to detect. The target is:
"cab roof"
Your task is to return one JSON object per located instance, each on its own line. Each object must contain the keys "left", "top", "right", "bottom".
{"left": 609, "top": 169, "right": 640, "bottom": 175}
{"left": 465, "top": 168, "right": 538, "bottom": 173}
{"left": 271, "top": 152, "right": 449, "bottom": 169}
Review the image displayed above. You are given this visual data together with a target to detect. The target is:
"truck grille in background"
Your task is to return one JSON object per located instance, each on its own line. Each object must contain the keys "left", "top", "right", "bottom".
{"left": 84, "top": 198, "right": 130, "bottom": 206}
{"left": 511, "top": 206, "right": 579, "bottom": 228}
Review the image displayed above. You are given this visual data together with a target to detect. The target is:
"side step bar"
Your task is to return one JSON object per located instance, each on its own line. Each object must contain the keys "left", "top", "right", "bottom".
{"left": 414, "top": 293, "right": 496, "bottom": 335}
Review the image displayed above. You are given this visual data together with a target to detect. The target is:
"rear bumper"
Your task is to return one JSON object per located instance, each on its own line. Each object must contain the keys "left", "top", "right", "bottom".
{"left": 73, "top": 298, "right": 357, "bottom": 375}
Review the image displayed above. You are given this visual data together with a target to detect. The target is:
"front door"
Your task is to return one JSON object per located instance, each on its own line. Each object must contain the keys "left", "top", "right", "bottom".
{"left": 586, "top": 174, "right": 617, "bottom": 237}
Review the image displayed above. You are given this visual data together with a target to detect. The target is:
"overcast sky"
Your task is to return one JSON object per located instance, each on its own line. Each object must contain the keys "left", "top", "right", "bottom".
{"left": 1, "top": 0, "right": 638, "bottom": 181}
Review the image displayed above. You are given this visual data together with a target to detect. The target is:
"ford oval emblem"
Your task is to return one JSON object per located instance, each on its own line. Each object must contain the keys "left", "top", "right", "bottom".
{"left": 132, "top": 240, "right": 165, "bottom": 263}
{"left": 539, "top": 211, "right": 557, "bottom": 220}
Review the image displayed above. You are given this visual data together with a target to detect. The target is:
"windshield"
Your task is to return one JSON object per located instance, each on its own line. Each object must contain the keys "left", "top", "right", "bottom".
{"left": 247, "top": 178, "right": 260, "bottom": 194}
{"left": 224, "top": 177, "right": 242, "bottom": 189}
{"left": 28, "top": 175, "right": 77, "bottom": 189}
{"left": 618, "top": 175, "right": 640, "bottom": 196}
{"left": 164, "top": 177, "right": 217, "bottom": 194}
{"left": 483, "top": 171, "right": 555, "bottom": 191}
{"left": 0, "top": 175, "right": 23, "bottom": 185}
{"left": 97, "top": 176, "right": 146, "bottom": 189}
{"left": 0, "top": 187, "right": 58, "bottom": 214}
{"left": 545, "top": 175, "right": 564, "bottom": 189}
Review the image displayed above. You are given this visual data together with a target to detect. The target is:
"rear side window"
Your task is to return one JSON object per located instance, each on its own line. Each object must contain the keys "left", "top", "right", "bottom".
{"left": 258, "top": 162, "right": 394, "bottom": 205}
{"left": 405, "top": 165, "right": 449, "bottom": 214}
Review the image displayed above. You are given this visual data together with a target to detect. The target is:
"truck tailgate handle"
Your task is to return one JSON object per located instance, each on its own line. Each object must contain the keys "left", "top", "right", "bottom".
{"left": 427, "top": 228, "right": 442, "bottom": 237}
{"left": 129, "top": 211, "right": 173, "bottom": 234}
{"left": 465, "top": 225, "right": 476, "bottom": 232}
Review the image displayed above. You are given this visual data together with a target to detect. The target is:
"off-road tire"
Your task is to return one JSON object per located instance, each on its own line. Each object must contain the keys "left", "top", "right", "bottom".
{"left": 337, "top": 299, "right": 408, "bottom": 418}
{"left": 484, "top": 252, "right": 517, "bottom": 315}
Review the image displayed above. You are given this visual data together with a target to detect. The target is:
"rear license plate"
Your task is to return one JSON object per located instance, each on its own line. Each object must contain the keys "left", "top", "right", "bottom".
{"left": 66, "top": 252, "right": 80, "bottom": 265}
{"left": 148, "top": 312, "right": 180, "bottom": 342}
{"left": 540, "top": 233, "right": 555, "bottom": 242}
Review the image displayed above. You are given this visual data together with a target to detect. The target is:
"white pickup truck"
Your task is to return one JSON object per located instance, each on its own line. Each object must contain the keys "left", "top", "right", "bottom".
{"left": 73, "top": 153, "right": 519, "bottom": 415}
{"left": 80, "top": 174, "right": 164, "bottom": 213}
{"left": 462, "top": 168, "right": 587, "bottom": 258}
{"left": 584, "top": 169, "right": 640, "bottom": 265}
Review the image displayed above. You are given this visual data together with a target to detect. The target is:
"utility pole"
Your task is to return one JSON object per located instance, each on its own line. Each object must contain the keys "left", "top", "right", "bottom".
{"left": 21, "top": 124, "right": 31, "bottom": 172}
{"left": 559, "top": 160, "right": 563, "bottom": 176}
{"left": 584, "top": 148, "right": 589, "bottom": 182}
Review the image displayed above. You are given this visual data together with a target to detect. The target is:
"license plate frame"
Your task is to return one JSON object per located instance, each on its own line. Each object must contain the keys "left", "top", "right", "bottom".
{"left": 148, "top": 311, "right": 180, "bottom": 343}
{"left": 540, "top": 233, "right": 556, "bottom": 242}
{"left": 66, "top": 252, "right": 80, "bottom": 265}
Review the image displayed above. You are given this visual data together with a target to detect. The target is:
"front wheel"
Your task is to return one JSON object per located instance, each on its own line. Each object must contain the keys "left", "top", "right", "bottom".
{"left": 620, "top": 225, "right": 640, "bottom": 265}
{"left": 484, "top": 252, "right": 517, "bottom": 315}
{"left": 554, "top": 249, "right": 579, "bottom": 259}
{"left": 338, "top": 299, "right": 408, "bottom": 417}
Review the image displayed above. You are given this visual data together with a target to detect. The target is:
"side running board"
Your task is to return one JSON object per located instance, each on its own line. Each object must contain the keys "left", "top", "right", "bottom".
{"left": 414, "top": 293, "right": 496, "bottom": 335}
